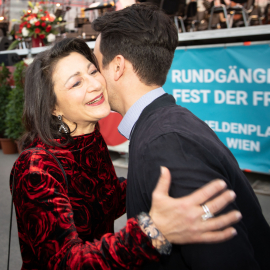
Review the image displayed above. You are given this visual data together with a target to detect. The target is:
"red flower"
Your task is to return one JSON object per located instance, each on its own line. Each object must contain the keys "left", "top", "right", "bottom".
{"left": 41, "top": 22, "right": 46, "bottom": 27}
{"left": 27, "top": 23, "right": 31, "bottom": 28}
{"left": 39, "top": 34, "right": 45, "bottom": 39}
{"left": 41, "top": 16, "right": 46, "bottom": 21}
{"left": 35, "top": 28, "right": 41, "bottom": 34}
{"left": 35, "top": 21, "right": 40, "bottom": 26}
{"left": 45, "top": 25, "right": 51, "bottom": 33}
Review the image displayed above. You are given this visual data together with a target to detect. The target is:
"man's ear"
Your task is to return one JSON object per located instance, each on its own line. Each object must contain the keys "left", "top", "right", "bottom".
{"left": 113, "top": 55, "right": 125, "bottom": 81}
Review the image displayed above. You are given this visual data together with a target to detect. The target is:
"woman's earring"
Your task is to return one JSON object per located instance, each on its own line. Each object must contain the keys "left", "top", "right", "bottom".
{"left": 58, "top": 115, "right": 68, "bottom": 134}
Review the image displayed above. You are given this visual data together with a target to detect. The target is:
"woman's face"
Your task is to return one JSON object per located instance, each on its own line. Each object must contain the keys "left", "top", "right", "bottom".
{"left": 52, "top": 52, "right": 110, "bottom": 134}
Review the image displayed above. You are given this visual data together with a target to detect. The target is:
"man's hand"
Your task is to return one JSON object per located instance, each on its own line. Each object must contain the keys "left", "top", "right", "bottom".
{"left": 149, "top": 167, "right": 242, "bottom": 244}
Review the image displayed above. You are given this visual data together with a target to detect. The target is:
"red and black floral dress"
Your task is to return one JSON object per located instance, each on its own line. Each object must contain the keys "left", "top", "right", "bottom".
{"left": 10, "top": 129, "right": 159, "bottom": 269}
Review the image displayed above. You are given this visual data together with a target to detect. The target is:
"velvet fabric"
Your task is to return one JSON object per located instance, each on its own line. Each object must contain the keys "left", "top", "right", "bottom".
{"left": 10, "top": 128, "right": 159, "bottom": 269}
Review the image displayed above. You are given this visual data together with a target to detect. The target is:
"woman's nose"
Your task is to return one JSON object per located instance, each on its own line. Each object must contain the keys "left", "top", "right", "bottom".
{"left": 86, "top": 76, "right": 102, "bottom": 92}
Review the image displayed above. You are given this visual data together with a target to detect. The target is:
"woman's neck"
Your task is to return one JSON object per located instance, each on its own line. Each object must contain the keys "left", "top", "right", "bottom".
{"left": 67, "top": 121, "right": 97, "bottom": 137}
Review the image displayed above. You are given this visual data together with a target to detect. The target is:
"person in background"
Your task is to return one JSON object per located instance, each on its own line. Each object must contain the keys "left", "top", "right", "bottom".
{"left": 92, "top": 3, "right": 270, "bottom": 270}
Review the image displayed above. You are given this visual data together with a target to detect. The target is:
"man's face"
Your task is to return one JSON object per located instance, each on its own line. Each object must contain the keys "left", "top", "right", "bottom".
{"left": 94, "top": 35, "right": 119, "bottom": 112}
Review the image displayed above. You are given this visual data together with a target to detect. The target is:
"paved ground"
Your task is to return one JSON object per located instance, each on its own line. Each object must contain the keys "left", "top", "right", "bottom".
{"left": 0, "top": 150, "right": 269, "bottom": 269}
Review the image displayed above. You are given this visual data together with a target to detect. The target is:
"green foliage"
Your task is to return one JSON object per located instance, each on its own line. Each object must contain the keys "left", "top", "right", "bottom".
{"left": 0, "top": 63, "right": 12, "bottom": 137}
{"left": 13, "top": 61, "right": 25, "bottom": 89}
{"left": 0, "top": 62, "right": 11, "bottom": 84}
{"left": 8, "top": 40, "right": 21, "bottom": 51}
{"left": 28, "top": 1, "right": 34, "bottom": 8}
{"left": 4, "top": 61, "right": 25, "bottom": 140}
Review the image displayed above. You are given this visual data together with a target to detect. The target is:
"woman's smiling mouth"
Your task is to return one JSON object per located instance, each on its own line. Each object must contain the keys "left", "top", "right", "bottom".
{"left": 86, "top": 93, "right": 104, "bottom": 106}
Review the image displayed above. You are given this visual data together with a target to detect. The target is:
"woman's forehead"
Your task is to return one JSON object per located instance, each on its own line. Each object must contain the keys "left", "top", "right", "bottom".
{"left": 53, "top": 52, "right": 92, "bottom": 78}
{"left": 57, "top": 52, "right": 90, "bottom": 68}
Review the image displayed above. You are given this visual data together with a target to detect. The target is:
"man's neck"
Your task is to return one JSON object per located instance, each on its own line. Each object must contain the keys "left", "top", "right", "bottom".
{"left": 119, "top": 83, "right": 161, "bottom": 117}
{"left": 117, "top": 87, "right": 166, "bottom": 140}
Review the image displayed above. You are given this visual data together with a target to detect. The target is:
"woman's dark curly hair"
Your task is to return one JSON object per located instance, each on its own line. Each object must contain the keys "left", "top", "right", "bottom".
{"left": 21, "top": 38, "right": 99, "bottom": 149}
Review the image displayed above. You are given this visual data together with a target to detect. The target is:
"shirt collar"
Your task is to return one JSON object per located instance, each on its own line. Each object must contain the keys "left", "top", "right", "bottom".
{"left": 118, "top": 87, "right": 166, "bottom": 140}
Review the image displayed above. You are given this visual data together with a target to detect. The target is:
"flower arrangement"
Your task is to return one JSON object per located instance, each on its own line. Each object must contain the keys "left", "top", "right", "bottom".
{"left": 19, "top": 2, "right": 58, "bottom": 42}
{"left": 9, "top": 1, "right": 64, "bottom": 49}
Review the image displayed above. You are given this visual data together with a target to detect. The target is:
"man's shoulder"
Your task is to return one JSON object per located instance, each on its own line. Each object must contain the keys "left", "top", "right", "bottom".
{"left": 134, "top": 103, "right": 211, "bottom": 142}
{"left": 131, "top": 102, "right": 230, "bottom": 161}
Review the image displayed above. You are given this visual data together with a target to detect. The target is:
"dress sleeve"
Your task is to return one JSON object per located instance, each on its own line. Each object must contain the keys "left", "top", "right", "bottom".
{"left": 11, "top": 154, "right": 159, "bottom": 270}
{"left": 139, "top": 132, "right": 261, "bottom": 270}
{"left": 115, "top": 178, "right": 127, "bottom": 219}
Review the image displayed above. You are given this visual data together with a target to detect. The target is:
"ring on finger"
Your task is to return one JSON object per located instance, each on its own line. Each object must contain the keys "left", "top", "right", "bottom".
{"left": 201, "top": 204, "right": 214, "bottom": 221}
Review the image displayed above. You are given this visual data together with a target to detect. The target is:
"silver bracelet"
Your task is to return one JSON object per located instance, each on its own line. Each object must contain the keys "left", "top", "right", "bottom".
{"left": 137, "top": 212, "right": 172, "bottom": 255}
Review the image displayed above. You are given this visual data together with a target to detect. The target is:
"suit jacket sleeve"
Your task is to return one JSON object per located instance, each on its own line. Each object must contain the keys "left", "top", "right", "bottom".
{"left": 139, "top": 132, "right": 261, "bottom": 270}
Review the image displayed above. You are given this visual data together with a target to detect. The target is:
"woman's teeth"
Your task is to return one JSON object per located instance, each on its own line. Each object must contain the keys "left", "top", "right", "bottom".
{"left": 87, "top": 95, "right": 103, "bottom": 105}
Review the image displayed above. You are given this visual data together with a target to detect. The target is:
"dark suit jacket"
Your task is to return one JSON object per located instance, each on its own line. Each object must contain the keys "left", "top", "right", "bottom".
{"left": 126, "top": 93, "right": 270, "bottom": 270}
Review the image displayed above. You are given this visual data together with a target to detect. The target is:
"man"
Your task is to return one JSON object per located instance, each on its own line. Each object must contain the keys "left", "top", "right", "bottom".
{"left": 93, "top": 4, "right": 270, "bottom": 270}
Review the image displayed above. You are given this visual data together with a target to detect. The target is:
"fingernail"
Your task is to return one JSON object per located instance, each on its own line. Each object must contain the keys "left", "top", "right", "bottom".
{"left": 236, "top": 212, "right": 242, "bottom": 220}
{"left": 219, "top": 180, "right": 227, "bottom": 188}
{"left": 230, "top": 191, "right": 236, "bottom": 199}
{"left": 232, "top": 228, "right": 237, "bottom": 236}
{"left": 160, "top": 166, "right": 165, "bottom": 175}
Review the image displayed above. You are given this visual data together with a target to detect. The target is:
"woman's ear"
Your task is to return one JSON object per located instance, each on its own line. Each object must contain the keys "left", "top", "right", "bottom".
{"left": 52, "top": 104, "right": 61, "bottom": 117}
{"left": 113, "top": 55, "right": 125, "bottom": 81}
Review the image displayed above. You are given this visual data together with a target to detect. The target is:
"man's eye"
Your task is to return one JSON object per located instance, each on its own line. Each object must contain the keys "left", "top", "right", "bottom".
{"left": 72, "top": 81, "right": 81, "bottom": 88}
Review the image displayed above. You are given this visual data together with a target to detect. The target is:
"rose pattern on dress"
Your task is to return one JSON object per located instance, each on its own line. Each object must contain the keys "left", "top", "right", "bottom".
{"left": 10, "top": 129, "right": 159, "bottom": 269}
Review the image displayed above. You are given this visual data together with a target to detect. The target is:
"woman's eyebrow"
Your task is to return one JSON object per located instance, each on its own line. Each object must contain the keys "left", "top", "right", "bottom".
{"left": 65, "top": 72, "right": 80, "bottom": 85}
{"left": 64, "top": 62, "right": 93, "bottom": 85}
{"left": 87, "top": 62, "right": 93, "bottom": 70}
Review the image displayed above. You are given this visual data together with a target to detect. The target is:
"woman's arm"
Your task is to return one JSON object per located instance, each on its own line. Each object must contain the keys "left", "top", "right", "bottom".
{"left": 13, "top": 168, "right": 160, "bottom": 269}
{"left": 12, "top": 152, "right": 241, "bottom": 269}
{"left": 115, "top": 178, "right": 127, "bottom": 219}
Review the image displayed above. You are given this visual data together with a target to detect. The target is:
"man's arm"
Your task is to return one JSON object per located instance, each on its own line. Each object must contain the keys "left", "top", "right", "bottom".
{"left": 140, "top": 132, "right": 261, "bottom": 270}
{"left": 149, "top": 167, "right": 241, "bottom": 244}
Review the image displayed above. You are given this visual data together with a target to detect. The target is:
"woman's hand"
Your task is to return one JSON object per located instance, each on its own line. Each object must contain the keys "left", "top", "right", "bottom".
{"left": 149, "top": 167, "right": 242, "bottom": 245}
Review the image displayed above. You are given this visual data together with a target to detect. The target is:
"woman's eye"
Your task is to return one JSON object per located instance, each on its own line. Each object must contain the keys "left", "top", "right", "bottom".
{"left": 72, "top": 81, "right": 81, "bottom": 88}
{"left": 90, "top": 69, "right": 98, "bottom": 75}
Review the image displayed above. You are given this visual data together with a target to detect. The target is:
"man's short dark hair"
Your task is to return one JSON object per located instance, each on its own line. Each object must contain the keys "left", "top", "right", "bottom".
{"left": 93, "top": 4, "right": 178, "bottom": 86}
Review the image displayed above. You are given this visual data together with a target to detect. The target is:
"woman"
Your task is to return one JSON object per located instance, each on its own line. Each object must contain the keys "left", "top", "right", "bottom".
{"left": 10, "top": 38, "right": 238, "bottom": 269}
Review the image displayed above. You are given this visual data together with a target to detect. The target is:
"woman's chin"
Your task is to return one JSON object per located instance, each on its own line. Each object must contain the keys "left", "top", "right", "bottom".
{"left": 100, "top": 108, "right": 111, "bottom": 120}
{"left": 94, "top": 106, "right": 111, "bottom": 122}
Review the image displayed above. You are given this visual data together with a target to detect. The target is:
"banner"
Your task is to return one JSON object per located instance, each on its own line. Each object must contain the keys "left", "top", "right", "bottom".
{"left": 163, "top": 42, "right": 270, "bottom": 174}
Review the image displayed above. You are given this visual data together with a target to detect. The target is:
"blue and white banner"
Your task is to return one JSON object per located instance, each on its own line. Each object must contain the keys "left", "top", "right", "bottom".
{"left": 163, "top": 42, "right": 270, "bottom": 174}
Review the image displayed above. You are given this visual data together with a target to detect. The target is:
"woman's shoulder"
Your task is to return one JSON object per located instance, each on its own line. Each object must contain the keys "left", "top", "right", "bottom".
{"left": 12, "top": 147, "right": 68, "bottom": 192}
{"left": 14, "top": 148, "right": 57, "bottom": 174}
